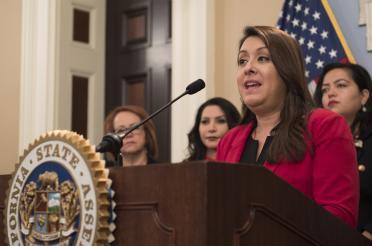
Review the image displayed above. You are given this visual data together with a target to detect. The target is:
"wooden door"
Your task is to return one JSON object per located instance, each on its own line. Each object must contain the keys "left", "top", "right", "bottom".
{"left": 106, "top": 0, "right": 172, "bottom": 162}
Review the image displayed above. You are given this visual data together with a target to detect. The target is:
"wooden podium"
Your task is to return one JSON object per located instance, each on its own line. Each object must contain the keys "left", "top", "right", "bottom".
{"left": 1, "top": 161, "right": 371, "bottom": 245}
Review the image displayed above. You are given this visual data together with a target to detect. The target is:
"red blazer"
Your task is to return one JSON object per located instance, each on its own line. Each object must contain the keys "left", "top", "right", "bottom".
{"left": 216, "top": 109, "right": 359, "bottom": 227}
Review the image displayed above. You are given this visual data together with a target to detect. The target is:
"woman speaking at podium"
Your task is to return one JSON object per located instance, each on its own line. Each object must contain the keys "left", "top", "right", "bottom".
{"left": 216, "top": 26, "right": 359, "bottom": 227}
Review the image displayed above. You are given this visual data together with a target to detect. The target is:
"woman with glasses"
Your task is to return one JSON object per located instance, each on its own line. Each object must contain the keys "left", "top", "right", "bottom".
{"left": 104, "top": 105, "right": 159, "bottom": 166}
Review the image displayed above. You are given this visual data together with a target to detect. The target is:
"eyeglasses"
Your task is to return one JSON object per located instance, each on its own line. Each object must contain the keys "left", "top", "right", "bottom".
{"left": 114, "top": 125, "right": 144, "bottom": 135}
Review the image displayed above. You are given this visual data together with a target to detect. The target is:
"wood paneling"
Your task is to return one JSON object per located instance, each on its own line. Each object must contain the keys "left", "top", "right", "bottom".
{"left": 123, "top": 75, "right": 146, "bottom": 107}
{"left": 73, "top": 8, "right": 90, "bottom": 43}
{"left": 71, "top": 75, "right": 88, "bottom": 137}
{"left": 106, "top": 0, "right": 172, "bottom": 162}
{"left": 124, "top": 9, "right": 147, "bottom": 44}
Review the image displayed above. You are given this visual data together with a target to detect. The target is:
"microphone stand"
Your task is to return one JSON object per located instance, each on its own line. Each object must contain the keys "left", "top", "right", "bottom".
{"left": 122, "top": 90, "right": 188, "bottom": 140}
{"left": 115, "top": 92, "right": 188, "bottom": 166}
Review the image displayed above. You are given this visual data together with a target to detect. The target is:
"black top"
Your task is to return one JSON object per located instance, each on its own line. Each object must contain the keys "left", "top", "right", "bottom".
{"left": 104, "top": 153, "right": 158, "bottom": 167}
{"left": 356, "top": 125, "right": 372, "bottom": 233}
{"left": 240, "top": 132, "right": 273, "bottom": 165}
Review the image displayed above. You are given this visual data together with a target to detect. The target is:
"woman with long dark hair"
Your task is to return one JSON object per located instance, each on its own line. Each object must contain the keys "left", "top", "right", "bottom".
{"left": 217, "top": 26, "right": 359, "bottom": 227}
{"left": 314, "top": 62, "right": 372, "bottom": 240}
{"left": 186, "top": 97, "right": 240, "bottom": 161}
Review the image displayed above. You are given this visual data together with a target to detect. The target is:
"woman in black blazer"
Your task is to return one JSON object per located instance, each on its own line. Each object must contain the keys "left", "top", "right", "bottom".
{"left": 314, "top": 62, "right": 372, "bottom": 240}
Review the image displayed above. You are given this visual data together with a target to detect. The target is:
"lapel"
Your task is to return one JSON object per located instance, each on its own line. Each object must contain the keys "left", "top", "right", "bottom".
{"left": 263, "top": 160, "right": 280, "bottom": 173}
{"left": 361, "top": 123, "right": 372, "bottom": 140}
{"left": 230, "top": 124, "right": 254, "bottom": 163}
{"left": 229, "top": 123, "right": 281, "bottom": 173}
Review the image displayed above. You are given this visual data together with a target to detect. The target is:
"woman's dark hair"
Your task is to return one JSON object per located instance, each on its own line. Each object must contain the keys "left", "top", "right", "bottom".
{"left": 314, "top": 62, "right": 372, "bottom": 137}
{"left": 239, "top": 26, "right": 314, "bottom": 163}
{"left": 104, "top": 105, "right": 159, "bottom": 161}
{"left": 187, "top": 97, "right": 241, "bottom": 161}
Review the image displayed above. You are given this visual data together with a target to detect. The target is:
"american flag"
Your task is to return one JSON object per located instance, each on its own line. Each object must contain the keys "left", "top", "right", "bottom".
{"left": 277, "top": 0, "right": 355, "bottom": 93}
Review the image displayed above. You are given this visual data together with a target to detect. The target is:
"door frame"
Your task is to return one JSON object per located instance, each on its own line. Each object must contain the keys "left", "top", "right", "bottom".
{"left": 19, "top": 0, "right": 213, "bottom": 162}
{"left": 19, "top": 0, "right": 106, "bottom": 152}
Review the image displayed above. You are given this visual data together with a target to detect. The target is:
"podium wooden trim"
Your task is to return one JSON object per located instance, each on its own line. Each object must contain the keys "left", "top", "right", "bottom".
{"left": 1, "top": 162, "right": 371, "bottom": 245}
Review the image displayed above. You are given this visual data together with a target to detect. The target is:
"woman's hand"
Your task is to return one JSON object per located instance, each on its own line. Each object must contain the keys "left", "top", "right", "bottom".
{"left": 362, "top": 230, "right": 372, "bottom": 241}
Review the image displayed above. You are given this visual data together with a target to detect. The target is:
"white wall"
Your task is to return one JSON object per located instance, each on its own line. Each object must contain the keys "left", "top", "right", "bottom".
{"left": 0, "top": 0, "right": 21, "bottom": 174}
{"left": 213, "top": 0, "right": 283, "bottom": 107}
{"left": 328, "top": 0, "right": 372, "bottom": 75}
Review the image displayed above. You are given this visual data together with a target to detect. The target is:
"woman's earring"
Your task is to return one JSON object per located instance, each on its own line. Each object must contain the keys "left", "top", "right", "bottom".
{"left": 362, "top": 105, "right": 367, "bottom": 112}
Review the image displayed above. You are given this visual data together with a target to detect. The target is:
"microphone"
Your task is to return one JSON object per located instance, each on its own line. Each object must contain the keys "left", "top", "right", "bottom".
{"left": 96, "top": 79, "right": 205, "bottom": 154}
{"left": 186, "top": 79, "right": 206, "bottom": 94}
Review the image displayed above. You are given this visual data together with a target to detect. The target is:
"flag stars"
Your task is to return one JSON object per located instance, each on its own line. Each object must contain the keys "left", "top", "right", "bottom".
{"left": 295, "top": 3, "right": 302, "bottom": 12}
{"left": 307, "top": 40, "right": 315, "bottom": 49}
{"left": 309, "top": 26, "right": 318, "bottom": 35}
{"left": 329, "top": 49, "right": 338, "bottom": 58}
{"left": 321, "top": 30, "right": 329, "bottom": 39}
{"left": 304, "top": 7, "right": 310, "bottom": 16}
{"left": 316, "top": 60, "right": 324, "bottom": 69}
{"left": 292, "top": 18, "right": 300, "bottom": 27}
{"left": 301, "top": 22, "right": 308, "bottom": 31}
{"left": 313, "top": 11, "right": 321, "bottom": 20}
{"left": 298, "top": 37, "right": 305, "bottom": 45}
{"left": 318, "top": 45, "right": 326, "bottom": 54}
{"left": 278, "top": 2, "right": 345, "bottom": 83}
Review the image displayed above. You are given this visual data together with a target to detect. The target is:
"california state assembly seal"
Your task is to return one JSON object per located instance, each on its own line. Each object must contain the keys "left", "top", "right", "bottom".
{"left": 4, "top": 130, "right": 110, "bottom": 245}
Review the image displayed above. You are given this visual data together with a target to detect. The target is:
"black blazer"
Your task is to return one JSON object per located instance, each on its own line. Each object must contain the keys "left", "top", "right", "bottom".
{"left": 357, "top": 125, "right": 372, "bottom": 233}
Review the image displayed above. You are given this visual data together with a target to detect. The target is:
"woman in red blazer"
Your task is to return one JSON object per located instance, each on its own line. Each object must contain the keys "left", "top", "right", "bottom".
{"left": 216, "top": 26, "right": 359, "bottom": 228}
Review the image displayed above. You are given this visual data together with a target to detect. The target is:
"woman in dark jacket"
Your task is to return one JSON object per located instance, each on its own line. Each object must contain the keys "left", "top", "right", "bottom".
{"left": 314, "top": 62, "right": 372, "bottom": 240}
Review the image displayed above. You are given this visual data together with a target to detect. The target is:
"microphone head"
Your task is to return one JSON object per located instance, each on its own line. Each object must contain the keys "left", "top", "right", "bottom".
{"left": 95, "top": 133, "right": 122, "bottom": 154}
{"left": 186, "top": 79, "right": 205, "bottom": 95}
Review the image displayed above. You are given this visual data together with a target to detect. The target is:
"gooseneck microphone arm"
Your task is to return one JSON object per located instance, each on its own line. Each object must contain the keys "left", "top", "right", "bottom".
{"left": 96, "top": 79, "right": 205, "bottom": 154}
{"left": 120, "top": 90, "right": 188, "bottom": 141}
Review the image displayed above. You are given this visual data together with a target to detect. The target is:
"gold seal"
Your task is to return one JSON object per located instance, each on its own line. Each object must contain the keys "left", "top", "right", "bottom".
{"left": 3, "top": 130, "right": 111, "bottom": 245}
